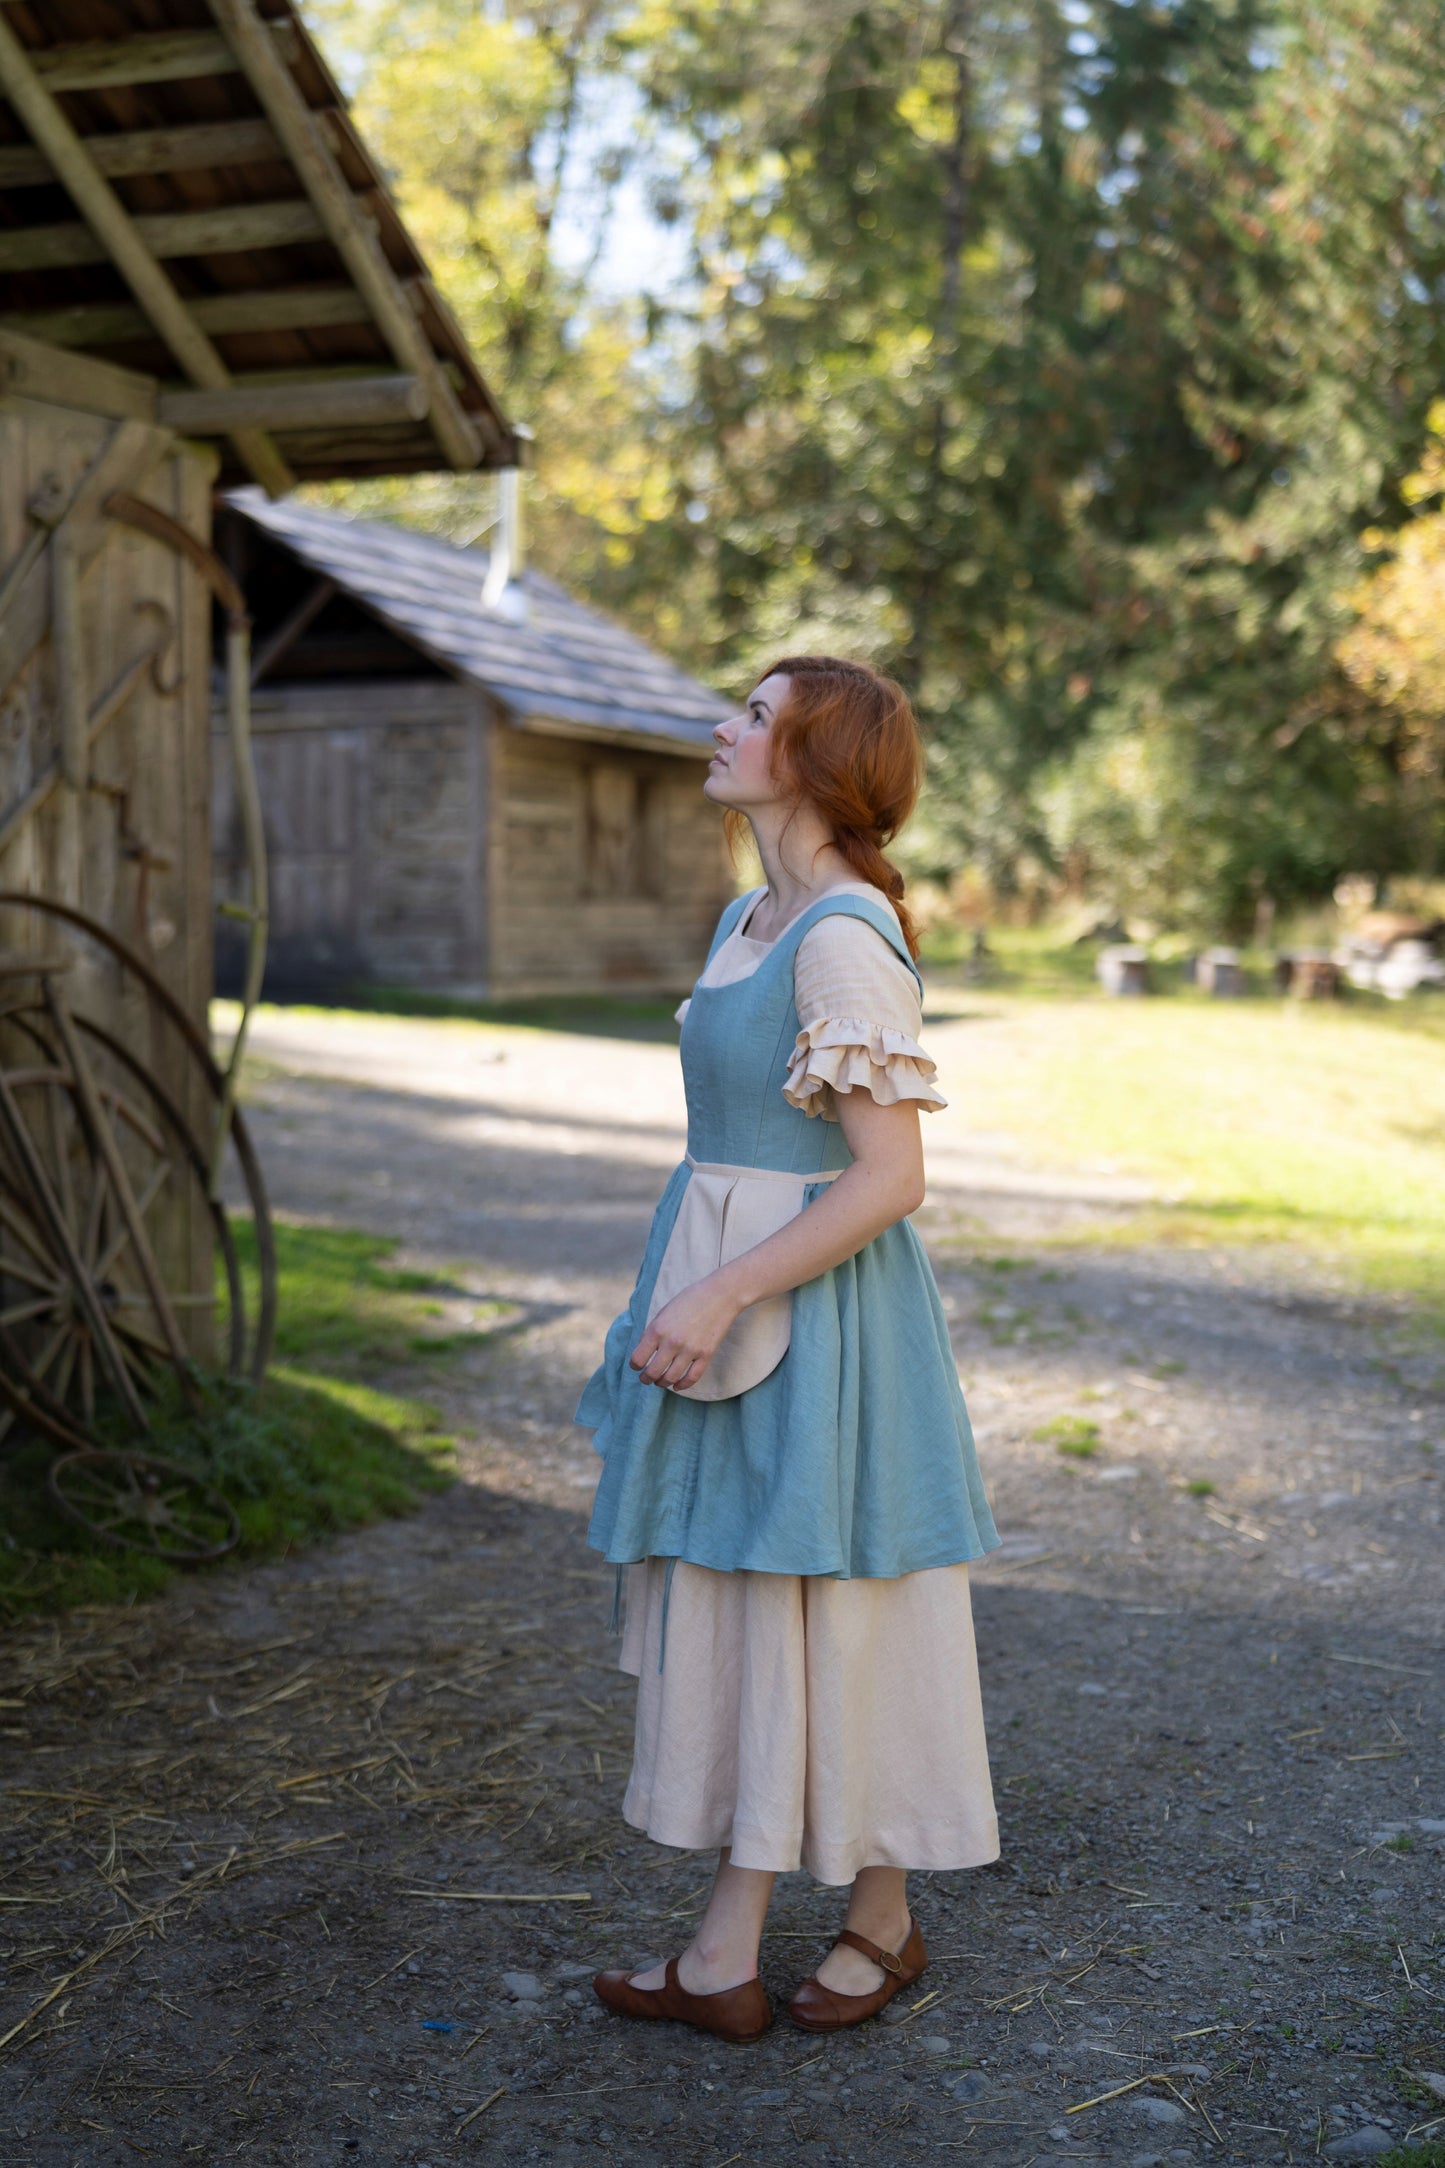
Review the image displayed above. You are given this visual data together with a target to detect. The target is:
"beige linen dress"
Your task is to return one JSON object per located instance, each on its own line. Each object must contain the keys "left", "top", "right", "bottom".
{"left": 618, "top": 884, "right": 999, "bottom": 1885}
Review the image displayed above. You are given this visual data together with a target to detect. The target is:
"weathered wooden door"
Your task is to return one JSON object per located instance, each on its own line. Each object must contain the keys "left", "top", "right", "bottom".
{"left": 216, "top": 722, "right": 362, "bottom": 994}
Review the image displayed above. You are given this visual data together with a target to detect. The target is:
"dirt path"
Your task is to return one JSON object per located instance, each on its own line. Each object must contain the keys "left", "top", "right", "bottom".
{"left": 2, "top": 1005, "right": 1442, "bottom": 2168}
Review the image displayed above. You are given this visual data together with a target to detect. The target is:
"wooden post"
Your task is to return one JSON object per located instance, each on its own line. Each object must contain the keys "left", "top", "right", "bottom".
{"left": 0, "top": 11, "right": 293, "bottom": 497}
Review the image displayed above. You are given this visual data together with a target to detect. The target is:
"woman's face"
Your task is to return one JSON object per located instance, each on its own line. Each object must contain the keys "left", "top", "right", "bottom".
{"left": 704, "top": 673, "right": 790, "bottom": 809}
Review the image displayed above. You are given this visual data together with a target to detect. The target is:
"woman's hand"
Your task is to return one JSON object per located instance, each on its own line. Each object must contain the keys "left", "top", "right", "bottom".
{"left": 629, "top": 1271, "right": 741, "bottom": 1393}
{"left": 629, "top": 1096, "right": 925, "bottom": 1394}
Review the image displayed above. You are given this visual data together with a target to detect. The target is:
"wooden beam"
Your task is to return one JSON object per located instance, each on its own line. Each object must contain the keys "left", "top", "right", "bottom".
{"left": 30, "top": 29, "right": 236, "bottom": 90}
{"left": 0, "top": 322, "right": 156, "bottom": 419}
{"left": 250, "top": 573, "right": 336, "bottom": 683}
{"left": 0, "top": 12, "right": 292, "bottom": 496}
{"left": 203, "top": 0, "right": 484, "bottom": 473}
{"left": 24, "top": 24, "right": 298, "bottom": 93}
{"left": 159, "top": 371, "right": 425, "bottom": 433}
{"left": 0, "top": 116, "right": 282, "bottom": 189}
{"left": 0, "top": 283, "right": 372, "bottom": 349}
{"left": 0, "top": 198, "right": 326, "bottom": 272}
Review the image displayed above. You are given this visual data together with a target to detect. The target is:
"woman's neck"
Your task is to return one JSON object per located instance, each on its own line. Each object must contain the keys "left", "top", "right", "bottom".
{"left": 745, "top": 803, "right": 855, "bottom": 936}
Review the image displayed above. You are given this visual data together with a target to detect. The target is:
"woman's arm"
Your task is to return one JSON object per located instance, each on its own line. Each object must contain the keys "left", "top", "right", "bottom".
{"left": 628, "top": 1090, "right": 925, "bottom": 1391}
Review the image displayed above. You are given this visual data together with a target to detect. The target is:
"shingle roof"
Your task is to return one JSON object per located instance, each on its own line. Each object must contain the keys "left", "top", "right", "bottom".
{"left": 228, "top": 489, "right": 732, "bottom": 750}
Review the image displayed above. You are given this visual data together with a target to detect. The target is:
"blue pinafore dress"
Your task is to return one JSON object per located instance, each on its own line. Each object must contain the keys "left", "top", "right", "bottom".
{"left": 578, "top": 888, "right": 998, "bottom": 1580}
{"left": 576, "top": 887, "right": 1001, "bottom": 1881}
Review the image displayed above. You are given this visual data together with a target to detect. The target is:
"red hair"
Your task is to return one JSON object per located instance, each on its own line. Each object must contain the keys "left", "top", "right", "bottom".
{"left": 725, "top": 654, "right": 924, "bottom": 959}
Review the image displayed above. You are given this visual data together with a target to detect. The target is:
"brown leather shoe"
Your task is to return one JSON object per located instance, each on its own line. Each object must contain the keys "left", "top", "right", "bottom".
{"left": 593, "top": 1957, "right": 772, "bottom": 2043}
{"left": 787, "top": 1916, "right": 927, "bottom": 2032}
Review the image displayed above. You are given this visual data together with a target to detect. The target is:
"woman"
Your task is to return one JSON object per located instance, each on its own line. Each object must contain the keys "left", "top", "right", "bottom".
{"left": 575, "top": 655, "right": 999, "bottom": 2044}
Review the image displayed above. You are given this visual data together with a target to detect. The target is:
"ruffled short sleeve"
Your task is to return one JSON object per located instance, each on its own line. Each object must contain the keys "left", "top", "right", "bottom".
{"left": 785, "top": 909, "right": 946, "bottom": 1120}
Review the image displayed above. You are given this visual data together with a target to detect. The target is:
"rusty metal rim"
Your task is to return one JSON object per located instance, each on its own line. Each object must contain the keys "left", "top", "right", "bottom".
{"left": 48, "top": 1447, "right": 241, "bottom": 1564}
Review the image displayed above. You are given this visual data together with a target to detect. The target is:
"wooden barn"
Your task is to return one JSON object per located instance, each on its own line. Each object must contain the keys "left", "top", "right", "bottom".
{"left": 0, "top": 0, "right": 514, "bottom": 1464}
{"left": 213, "top": 492, "right": 737, "bottom": 999}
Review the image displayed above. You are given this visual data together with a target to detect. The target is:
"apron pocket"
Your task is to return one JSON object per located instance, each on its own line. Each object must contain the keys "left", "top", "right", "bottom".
{"left": 646, "top": 1163, "right": 820, "bottom": 1401}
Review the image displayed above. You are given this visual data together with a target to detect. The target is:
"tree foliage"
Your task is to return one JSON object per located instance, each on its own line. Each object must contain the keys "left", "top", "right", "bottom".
{"left": 310, "top": 0, "right": 1445, "bottom": 927}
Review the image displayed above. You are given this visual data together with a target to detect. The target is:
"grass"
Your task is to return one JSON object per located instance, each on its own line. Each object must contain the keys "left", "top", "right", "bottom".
{"left": 250, "top": 1219, "right": 517, "bottom": 1367}
{"left": 1380, "top": 2146, "right": 1445, "bottom": 2167}
{"left": 226, "top": 984, "right": 682, "bottom": 1044}
{"left": 1185, "top": 1478, "right": 1217, "bottom": 1497}
{"left": 0, "top": 1219, "right": 499, "bottom": 1624}
{"left": 1034, "top": 1414, "right": 1103, "bottom": 1458}
{"left": 923, "top": 959, "right": 1445, "bottom": 1335}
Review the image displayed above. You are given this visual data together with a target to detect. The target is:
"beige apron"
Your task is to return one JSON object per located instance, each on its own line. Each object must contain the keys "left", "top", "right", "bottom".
{"left": 646, "top": 1154, "right": 843, "bottom": 1402}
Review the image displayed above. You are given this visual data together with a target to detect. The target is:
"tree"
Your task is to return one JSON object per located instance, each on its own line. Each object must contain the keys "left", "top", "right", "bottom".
{"left": 1337, "top": 404, "right": 1445, "bottom": 875}
{"left": 301, "top": 0, "right": 669, "bottom": 574}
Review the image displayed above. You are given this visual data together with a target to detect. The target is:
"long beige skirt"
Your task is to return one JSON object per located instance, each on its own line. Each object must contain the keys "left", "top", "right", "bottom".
{"left": 618, "top": 1557, "right": 999, "bottom": 1887}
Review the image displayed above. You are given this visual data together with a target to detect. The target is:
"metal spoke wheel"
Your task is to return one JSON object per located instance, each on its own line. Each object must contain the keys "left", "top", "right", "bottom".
{"left": 48, "top": 1448, "right": 240, "bottom": 1564}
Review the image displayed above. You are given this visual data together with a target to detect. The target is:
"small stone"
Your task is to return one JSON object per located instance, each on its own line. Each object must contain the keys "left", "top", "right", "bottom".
{"left": 1415, "top": 1819, "right": 1445, "bottom": 1835}
{"left": 500, "top": 1971, "right": 545, "bottom": 2001}
{"left": 1133, "top": 2096, "right": 1188, "bottom": 2126}
{"left": 1049, "top": 2126, "right": 1071, "bottom": 2143}
{"left": 555, "top": 1962, "right": 595, "bottom": 1980}
{"left": 1167, "top": 2062, "right": 1212, "bottom": 2081}
{"left": 743, "top": 2088, "right": 790, "bottom": 2107}
{"left": 1129, "top": 2154, "right": 1169, "bottom": 2168}
{"left": 1417, "top": 2073, "right": 1445, "bottom": 2102}
{"left": 1098, "top": 1464, "right": 1140, "bottom": 1482}
{"left": 562, "top": 1989, "right": 582, "bottom": 2005}
{"left": 917, "top": 2034, "right": 952, "bottom": 2055}
{"left": 1078, "top": 1682, "right": 1109, "bottom": 1696}
{"left": 1323, "top": 2132, "right": 1395, "bottom": 2162}
{"left": 1027, "top": 2040, "right": 1055, "bottom": 2059}
{"left": 947, "top": 2070, "right": 989, "bottom": 2101}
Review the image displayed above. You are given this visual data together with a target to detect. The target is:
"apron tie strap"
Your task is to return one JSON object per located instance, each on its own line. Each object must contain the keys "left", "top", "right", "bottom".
{"left": 658, "top": 1555, "right": 679, "bottom": 1674}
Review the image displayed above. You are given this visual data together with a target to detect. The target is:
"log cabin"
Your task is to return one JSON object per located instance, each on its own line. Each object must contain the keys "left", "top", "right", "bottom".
{"left": 213, "top": 491, "right": 737, "bottom": 999}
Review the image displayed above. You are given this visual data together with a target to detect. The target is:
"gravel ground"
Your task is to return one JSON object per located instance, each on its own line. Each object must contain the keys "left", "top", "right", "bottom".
{"left": 1, "top": 1005, "right": 1441, "bottom": 2168}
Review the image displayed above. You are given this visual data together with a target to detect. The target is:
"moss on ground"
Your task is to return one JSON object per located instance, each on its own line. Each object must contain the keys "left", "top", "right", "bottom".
{"left": 0, "top": 1219, "right": 486, "bottom": 1623}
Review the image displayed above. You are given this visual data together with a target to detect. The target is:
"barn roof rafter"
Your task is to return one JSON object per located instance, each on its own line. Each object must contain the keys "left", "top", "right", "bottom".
{"left": 0, "top": 0, "right": 516, "bottom": 484}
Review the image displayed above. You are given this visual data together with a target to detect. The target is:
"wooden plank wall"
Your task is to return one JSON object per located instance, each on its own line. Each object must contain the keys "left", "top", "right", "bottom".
{"left": 0, "top": 394, "right": 218, "bottom": 1349}
{"left": 488, "top": 719, "right": 734, "bottom": 996}
{"left": 212, "top": 679, "right": 489, "bottom": 993}
{"left": 213, "top": 684, "right": 734, "bottom": 997}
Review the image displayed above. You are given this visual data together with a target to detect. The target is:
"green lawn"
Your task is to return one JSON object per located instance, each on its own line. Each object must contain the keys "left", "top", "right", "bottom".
{"left": 925, "top": 943, "right": 1445, "bottom": 1332}
{"left": 0, "top": 1222, "right": 490, "bottom": 1623}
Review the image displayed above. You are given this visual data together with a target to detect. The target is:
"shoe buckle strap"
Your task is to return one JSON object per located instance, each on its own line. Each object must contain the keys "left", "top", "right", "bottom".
{"left": 834, "top": 1926, "right": 905, "bottom": 1975}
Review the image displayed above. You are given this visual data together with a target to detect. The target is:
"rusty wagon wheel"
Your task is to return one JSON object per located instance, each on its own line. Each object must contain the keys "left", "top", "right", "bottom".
{"left": 0, "top": 996, "right": 250, "bottom": 1464}
{"left": 48, "top": 1448, "right": 240, "bottom": 1564}
{"left": 0, "top": 891, "right": 275, "bottom": 1385}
